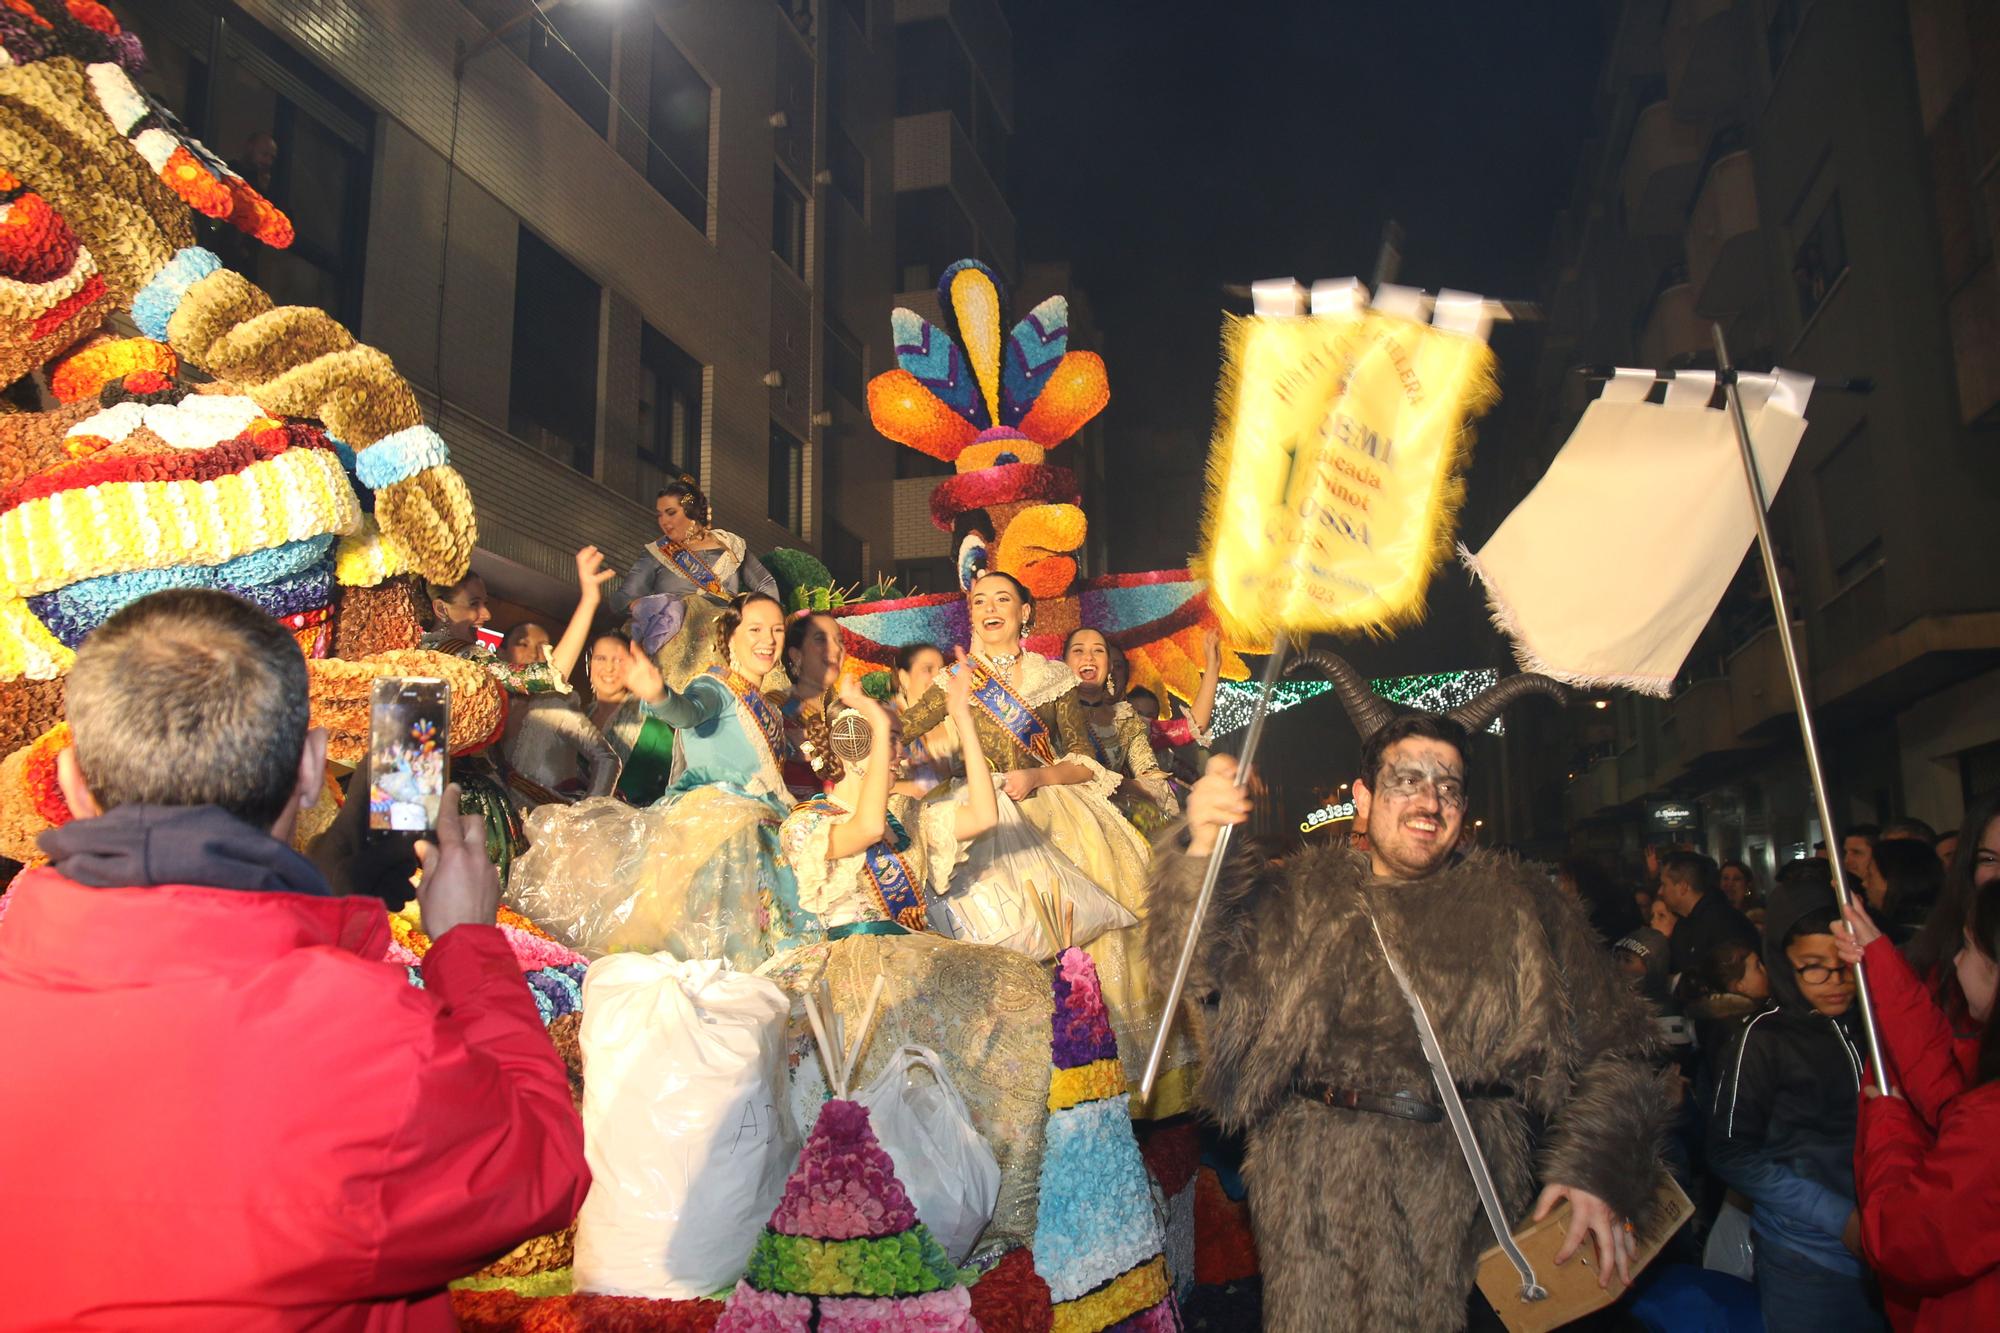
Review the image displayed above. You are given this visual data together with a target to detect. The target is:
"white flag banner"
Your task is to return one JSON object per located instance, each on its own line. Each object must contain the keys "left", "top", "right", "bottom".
{"left": 1462, "top": 368, "right": 1814, "bottom": 697}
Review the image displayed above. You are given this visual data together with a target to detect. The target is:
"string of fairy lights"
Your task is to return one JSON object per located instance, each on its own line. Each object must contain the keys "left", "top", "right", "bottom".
{"left": 1208, "top": 668, "right": 1502, "bottom": 739}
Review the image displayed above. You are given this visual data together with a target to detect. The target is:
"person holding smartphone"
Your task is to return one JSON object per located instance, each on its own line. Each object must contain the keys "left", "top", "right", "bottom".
{"left": 0, "top": 588, "right": 588, "bottom": 1327}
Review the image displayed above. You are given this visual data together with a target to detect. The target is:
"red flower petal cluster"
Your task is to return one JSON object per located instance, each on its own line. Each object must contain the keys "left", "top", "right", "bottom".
{"left": 967, "top": 1248, "right": 1053, "bottom": 1333}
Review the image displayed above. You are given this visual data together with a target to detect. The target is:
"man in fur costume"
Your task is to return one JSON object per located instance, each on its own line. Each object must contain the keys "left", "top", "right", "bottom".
{"left": 1145, "top": 652, "right": 1675, "bottom": 1331}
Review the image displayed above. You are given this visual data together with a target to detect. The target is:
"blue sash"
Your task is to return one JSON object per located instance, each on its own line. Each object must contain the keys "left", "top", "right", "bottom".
{"left": 713, "top": 668, "right": 785, "bottom": 776}
{"left": 650, "top": 536, "right": 726, "bottom": 595}
{"left": 965, "top": 661, "right": 1057, "bottom": 766}
{"left": 800, "top": 798, "right": 928, "bottom": 930}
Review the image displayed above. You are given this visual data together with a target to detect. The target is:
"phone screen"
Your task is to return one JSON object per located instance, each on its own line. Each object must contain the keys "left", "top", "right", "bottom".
{"left": 367, "top": 677, "right": 451, "bottom": 836}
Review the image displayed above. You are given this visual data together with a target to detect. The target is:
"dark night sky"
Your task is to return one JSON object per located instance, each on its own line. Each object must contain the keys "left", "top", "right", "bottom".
{"left": 1009, "top": 1, "right": 1613, "bottom": 676}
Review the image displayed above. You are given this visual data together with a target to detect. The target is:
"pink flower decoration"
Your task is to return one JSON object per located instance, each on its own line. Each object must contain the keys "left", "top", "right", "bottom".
{"left": 818, "top": 1286, "right": 978, "bottom": 1331}
{"left": 770, "top": 1100, "right": 919, "bottom": 1239}
{"left": 499, "top": 923, "right": 586, "bottom": 971}
{"left": 715, "top": 1282, "right": 813, "bottom": 1333}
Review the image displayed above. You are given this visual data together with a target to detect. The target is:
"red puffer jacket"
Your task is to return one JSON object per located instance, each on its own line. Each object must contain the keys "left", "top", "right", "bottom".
{"left": 1856, "top": 1084, "right": 2000, "bottom": 1332}
{"left": 0, "top": 871, "right": 589, "bottom": 1330}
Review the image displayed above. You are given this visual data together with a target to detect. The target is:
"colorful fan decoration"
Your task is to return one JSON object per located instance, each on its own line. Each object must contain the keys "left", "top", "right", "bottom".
{"left": 838, "top": 260, "right": 1245, "bottom": 704}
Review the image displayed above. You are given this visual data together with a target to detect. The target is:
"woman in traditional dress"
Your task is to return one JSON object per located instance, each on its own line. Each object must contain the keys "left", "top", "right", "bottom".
{"left": 782, "top": 653, "right": 996, "bottom": 941}
{"left": 896, "top": 571, "right": 1197, "bottom": 1116}
{"left": 609, "top": 476, "right": 781, "bottom": 690}
{"left": 892, "top": 642, "right": 957, "bottom": 798}
{"left": 759, "top": 668, "right": 1054, "bottom": 1261}
{"left": 780, "top": 611, "right": 846, "bottom": 801}
{"left": 1063, "top": 627, "right": 1178, "bottom": 835}
{"left": 506, "top": 592, "right": 822, "bottom": 966}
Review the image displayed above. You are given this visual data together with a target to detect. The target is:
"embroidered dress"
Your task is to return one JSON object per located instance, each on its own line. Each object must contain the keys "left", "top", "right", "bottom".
{"left": 778, "top": 796, "right": 965, "bottom": 933}
{"left": 611, "top": 530, "right": 783, "bottom": 692}
{"left": 506, "top": 669, "right": 821, "bottom": 966}
{"left": 898, "top": 652, "right": 1196, "bottom": 1117}
{"left": 1087, "top": 699, "right": 1180, "bottom": 835}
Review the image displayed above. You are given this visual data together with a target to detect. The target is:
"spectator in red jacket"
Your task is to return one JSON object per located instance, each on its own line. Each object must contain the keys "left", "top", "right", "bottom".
{"left": 1847, "top": 879, "right": 2000, "bottom": 1331}
{"left": 0, "top": 589, "right": 589, "bottom": 1330}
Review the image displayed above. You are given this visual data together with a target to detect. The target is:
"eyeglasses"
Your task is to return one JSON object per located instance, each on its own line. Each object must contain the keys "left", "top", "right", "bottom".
{"left": 1376, "top": 770, "right": 1467, "bottom": 809}
{"left": 1793, "top": 962, "right": 1853, "bottom": 984}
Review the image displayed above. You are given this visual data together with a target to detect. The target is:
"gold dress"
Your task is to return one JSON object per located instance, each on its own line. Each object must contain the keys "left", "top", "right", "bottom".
{"left": 898, "top": 651, "right": 1196, "bottom": 1118}
{"left": 1086, "top": 698, "right": 1180, "bottom": 839}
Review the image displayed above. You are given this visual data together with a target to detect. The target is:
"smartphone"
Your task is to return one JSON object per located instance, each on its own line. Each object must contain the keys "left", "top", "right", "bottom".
{"left": 367, "top": 677, "right": 451, "bottom": 840}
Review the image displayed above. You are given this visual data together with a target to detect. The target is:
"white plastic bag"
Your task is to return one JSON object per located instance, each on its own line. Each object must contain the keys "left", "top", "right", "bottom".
{"left": 573, "top": 956, "right": 800, "bottom": 1299}
{"left": 855, "top": 1044, "right": 1001, "bottom": 1264}
{"left": 1702, "top": 1197, "right": 1756, "bottom": 1282}
{"left": 937, "top": 793, "right": 1135, "bottom": 961}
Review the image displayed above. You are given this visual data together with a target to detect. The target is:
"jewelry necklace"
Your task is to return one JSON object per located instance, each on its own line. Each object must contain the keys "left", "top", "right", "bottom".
{"left": 980, "top": 649, "right": 1019, "bottom": 670}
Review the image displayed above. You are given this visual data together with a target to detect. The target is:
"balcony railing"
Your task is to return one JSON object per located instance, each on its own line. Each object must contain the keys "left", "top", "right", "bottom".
{"left": 1687, "top": 144, "right": 1762, "bottom": 316}
{"left": 1622, "top": 101, "right": 1703, "bottom": 237}
{"left": 1663, "top": 0, "right": 1746, "bottom": 121}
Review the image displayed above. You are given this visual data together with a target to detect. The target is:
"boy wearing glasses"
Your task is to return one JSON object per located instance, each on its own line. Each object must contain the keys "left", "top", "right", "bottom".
{"left": 1710, "top": 874, "right": 1886, "bottom": 1331}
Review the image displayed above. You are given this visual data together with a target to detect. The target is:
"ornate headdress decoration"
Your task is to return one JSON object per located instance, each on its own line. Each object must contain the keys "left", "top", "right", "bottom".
{"left": 1287, "top": 649, "right": 1571, "bottom": 738}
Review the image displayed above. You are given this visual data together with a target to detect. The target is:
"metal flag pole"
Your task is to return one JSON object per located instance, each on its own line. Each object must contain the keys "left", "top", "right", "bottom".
{"left": 1711, "top": 323, "right": 1890, "bottom": 1092}
{"left": 1140, "top": 629, "right": 1291, "bottom": 1101}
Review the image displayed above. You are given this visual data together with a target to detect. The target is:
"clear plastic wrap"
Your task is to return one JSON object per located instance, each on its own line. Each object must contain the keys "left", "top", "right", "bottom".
{"left": 507, "top": 786, "right": 806, "bottom": 966}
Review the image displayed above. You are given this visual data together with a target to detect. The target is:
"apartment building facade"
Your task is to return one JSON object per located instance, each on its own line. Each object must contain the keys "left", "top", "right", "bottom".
{"left": 1489, "top": 0, "right": 2000, "bottom": 871}
{"left": 122, "top": 0, "right": 920, "bottom": 623}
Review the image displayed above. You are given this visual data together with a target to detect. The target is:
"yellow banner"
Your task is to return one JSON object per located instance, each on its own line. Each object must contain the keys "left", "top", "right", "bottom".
{"left": 1198, "top": 308, "right": 1497, "bottom": 644}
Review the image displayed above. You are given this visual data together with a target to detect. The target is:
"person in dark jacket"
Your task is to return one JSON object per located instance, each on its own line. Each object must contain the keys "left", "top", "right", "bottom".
{"left": 1708, "top": 875, "right": 1884, "bottom": 1332}
{"left": 1661, "top": 850, "right": 1760, "bottom": 979}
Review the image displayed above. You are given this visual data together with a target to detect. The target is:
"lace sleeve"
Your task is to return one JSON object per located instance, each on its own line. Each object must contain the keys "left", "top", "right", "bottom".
{"left": 916, "top": 788, "right": 971, "bottom": 898}
{"left": 779, "top": 805, "right": 863, "bottom": 919}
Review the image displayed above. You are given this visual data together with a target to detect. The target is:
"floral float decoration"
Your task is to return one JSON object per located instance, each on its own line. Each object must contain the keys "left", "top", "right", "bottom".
{"left": 0, "top": 1, "right": 494, "bottom": 859}
{"left": 1031, "top": 947, "right": 1179, "bottom": 1333}
{"left": 834, "top": 260, "right": 1245, "bottom": 706}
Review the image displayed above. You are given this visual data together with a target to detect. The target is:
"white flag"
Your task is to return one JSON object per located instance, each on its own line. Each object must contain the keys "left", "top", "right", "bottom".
{"left": 1462, "top": 368, "right": 1813, "bottom": 696}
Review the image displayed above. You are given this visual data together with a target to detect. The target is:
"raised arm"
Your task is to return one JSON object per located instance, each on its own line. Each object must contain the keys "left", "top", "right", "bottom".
{"left": 1838, "top": 902, "right": 1966, "bottom": 1126}
{"left": 608, "top": 547, "right": 654, "bottom": 614}
{"left": 898, "top": 677, "right": 949, "bottom": 739}
{"left": 825, "top": 686, "right": 894, "bottom": 858}
{"left": 1187, "top": 627, "right": 1223, "bottom": 736}
{"left": 945, "top": 648, "right": 998, "bottom": 841}
{"left": 623, "top": 639, "right": 726, "bottom": 730}
{"left": 549, "top": 546, "right": 617, "bottom": 683}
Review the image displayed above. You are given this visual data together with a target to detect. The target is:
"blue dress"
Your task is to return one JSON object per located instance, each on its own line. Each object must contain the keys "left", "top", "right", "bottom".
{"left": 506, "top": 669, "right": 821, "bottom": 965}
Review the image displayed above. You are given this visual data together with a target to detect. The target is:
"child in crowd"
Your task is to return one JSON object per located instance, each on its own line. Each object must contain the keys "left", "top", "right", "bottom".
{"left": 1689, "top": 940, "right": 1772, "bottom": 1059}
{"left": 1838, "top": 880, "right": 2000, "bottom": 1329}
{"left": 1708, "top": 876, "right": 1884, "bottom": 1332}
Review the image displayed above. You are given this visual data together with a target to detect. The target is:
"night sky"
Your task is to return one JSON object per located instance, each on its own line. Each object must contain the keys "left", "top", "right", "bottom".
{"left": 1009, "top": 1, "right": 1612, "bottom": 676}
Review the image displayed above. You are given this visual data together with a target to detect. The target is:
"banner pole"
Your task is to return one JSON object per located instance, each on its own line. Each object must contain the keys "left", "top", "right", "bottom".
{"left": 1139, "top": 629, "right": 1291, "bottom": 1102}
{"left": 1711, "top": 324, "right": 1889, "bottom": 1092}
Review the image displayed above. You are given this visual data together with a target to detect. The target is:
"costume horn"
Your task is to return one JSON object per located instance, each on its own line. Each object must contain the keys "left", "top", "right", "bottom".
{"left": 1285, "top": 650, "right": 1400, "bottom": 740}
{"left": 1445, "top": 674, "right": 1572, "bottom": 735}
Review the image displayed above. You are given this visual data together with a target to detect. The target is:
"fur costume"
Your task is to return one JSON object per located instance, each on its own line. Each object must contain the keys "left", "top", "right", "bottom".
{"left": 1146, "top": 835, "right": 1675, "bottom": 1332}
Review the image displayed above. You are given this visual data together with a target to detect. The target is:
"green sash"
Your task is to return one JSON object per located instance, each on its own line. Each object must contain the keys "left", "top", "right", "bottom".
{"left": 615, "top": 715, "right": 676, "bottom": 806}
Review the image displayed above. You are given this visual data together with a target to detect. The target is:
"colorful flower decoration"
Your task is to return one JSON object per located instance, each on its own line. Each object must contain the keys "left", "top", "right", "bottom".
{"left": 718, "top": 1098, "right": 977, "bottom": 1332}
{"left": 1031, "top": 947, "right": 1180, "bottom": 1332}
{"left": 833, "top": 259, "right": 1246, "bottom": 705}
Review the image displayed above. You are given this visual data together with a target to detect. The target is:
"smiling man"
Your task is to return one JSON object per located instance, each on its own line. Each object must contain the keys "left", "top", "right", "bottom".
{"left": 1147, "top": 702, "right": 1675, "bottom": 1332}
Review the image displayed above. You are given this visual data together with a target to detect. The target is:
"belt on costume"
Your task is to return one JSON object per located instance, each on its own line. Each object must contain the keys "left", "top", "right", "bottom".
{"left": 826, "top": 920, "right": 911, "bottom": 941}
{"left": 1293, "top": 1080, "right": 1518, "bottom": 1124}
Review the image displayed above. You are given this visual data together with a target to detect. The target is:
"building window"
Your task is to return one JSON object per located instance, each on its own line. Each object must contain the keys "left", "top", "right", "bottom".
{"left": 773, "top": 169, "right": 808, "bottom": 274}
{"left": 121, "top": 2, "right": 372, "bottom": 325}
{"left": 769, "top": 424, "right": 805, "bottom": 531}
{"left": 1814, "top": 422, "right": 1880, "bottom": 586}
{"left": 510, "top": 229, "right": 601, "bottom": 475}
{"left": 639, "top": 325, "right": 703, "bottom": 477}
{"left": 895, "top": 188, "right": 975, "bottom": 291}
{"left": 972, "top": 78, "right": 1007, "bottom": 182}
{"left": 824, "top": 316, "right": 866, "bottom": 408}
{"left": 896, "top": 18, "right": 972, "bottom": 127}
{"left": 825, "top": 521, "right": 865, "bottom": 584}
{"left": 829, "top": 116, "right": 868, "bottom": 216}
{"left": 647, "top": 28, "right": 711, "bottom": 233}
{"left": 1792, "top": 195, "right": 1848, "bottom": 325}
{"left": 464, "top": 0, "right": 613, "bottom": 136}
